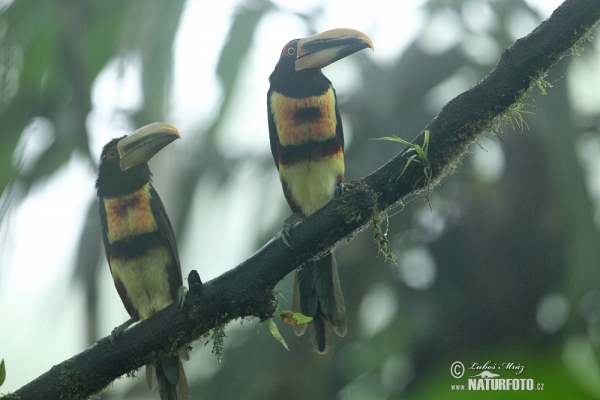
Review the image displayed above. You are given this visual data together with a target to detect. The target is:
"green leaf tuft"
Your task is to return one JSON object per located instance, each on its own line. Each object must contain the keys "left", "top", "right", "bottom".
{"left": 269, "top": 319, "right": 290, "bottom": 351}
{"left": 0, "top": 359, "right": 5, "bottom": 387}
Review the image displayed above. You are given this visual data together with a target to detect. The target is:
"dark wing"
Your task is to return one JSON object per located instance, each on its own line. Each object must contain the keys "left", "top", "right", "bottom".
{"left": 267, "top": 89, "right": 281, "bottom": 170}
{"left": 98, "top": 198, "right": 111, "bottom": 267}
{"left": 332, "top": 86, "right": 344, "bottom": 151}
{"left": 149, "top": 185, "right": 183, "bottom": 300}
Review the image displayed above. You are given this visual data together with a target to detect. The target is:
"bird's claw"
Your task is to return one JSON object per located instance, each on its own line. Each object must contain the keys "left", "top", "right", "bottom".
{"left": 110, "top": 329, "right": 120, "bottom": 345}
{"left": 335, "top": 182, "right": 345, "bottom": 197}
{"left": 177, "top": 285, "right": 188, "bottom": 310}
{"left": 281, "top": 224, "right": 295, "bottom": 250}
{"left": 281, "top": 212, "right": 303, "bottom": 250}
{"left": 110, "top": 316, "right": 138, "bottom": 345}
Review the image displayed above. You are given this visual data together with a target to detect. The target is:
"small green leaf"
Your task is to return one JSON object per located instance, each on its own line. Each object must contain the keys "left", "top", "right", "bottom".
{"left": 269, "top": 319, "right": 290, "bottom": 351}
{"left": 278, "top": 309, "right": 313, "bottom": 326}
{"left": 372, "top": 131, "right": 433, "bottom": 208}
{"left": 0, "top": 359, "right": 6, "bottom": 387}
{"left": 291, "top": 312, "right": 313, "bottom": 325}
{"left": 370, "top": 135, "right": 412, "bottom": 146}
{"left": 273, "top": 290, "right": 287, "bottom": 302}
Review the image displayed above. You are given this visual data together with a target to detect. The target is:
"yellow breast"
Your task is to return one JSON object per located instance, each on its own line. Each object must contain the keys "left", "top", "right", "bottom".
{"left": 279, "top": 151, "right": 344, "bottom": 216}
{"left": 109, "top": 246, "right": 174, "bottom": 320}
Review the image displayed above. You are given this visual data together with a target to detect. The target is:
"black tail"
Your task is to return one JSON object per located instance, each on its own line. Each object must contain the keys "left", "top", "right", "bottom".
{"left": 147, "top": 355, "right": 190, "bottom": 400}
{"left": 292, "top": 251, "right": 347, "bottom": 353}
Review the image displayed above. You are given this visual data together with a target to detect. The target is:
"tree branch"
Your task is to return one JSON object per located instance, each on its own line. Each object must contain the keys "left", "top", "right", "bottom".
{"left": 7, "top": 0, "right": 600, "bottom": 398}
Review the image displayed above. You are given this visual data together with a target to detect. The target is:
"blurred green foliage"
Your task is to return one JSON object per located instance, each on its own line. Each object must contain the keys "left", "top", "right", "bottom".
{"left": 0, "top": 359, "right": 5, "bottom": 387}
{"left": 2, "top": 0, "right": 600, "bottom": 399}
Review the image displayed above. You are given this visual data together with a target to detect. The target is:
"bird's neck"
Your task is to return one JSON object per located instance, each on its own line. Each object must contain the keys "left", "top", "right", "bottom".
{"left": 271, "top": 69, "right": 331, "bottom": 98}
{"left": 97, "top": 165, "right": 152, "bottom": 199}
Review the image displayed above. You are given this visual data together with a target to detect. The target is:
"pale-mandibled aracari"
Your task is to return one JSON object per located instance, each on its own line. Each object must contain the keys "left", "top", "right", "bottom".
{"left": 96, "top": 122, "right": 189, "bottom": 400}
{"left": 268, "top": 28, "right": 373, "bottom": 353}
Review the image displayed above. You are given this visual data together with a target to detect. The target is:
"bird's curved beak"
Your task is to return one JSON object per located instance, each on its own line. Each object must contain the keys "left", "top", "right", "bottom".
{"left": 118, "top": 122, "right": 181, "bottom": 171}
{"left": 295, "top": 28, "right": 374, "bottom": 71}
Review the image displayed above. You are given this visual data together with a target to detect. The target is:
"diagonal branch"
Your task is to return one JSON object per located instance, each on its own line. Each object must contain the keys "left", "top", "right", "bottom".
{"left": 7, "top": 0, "right": 600, "bottom": 399}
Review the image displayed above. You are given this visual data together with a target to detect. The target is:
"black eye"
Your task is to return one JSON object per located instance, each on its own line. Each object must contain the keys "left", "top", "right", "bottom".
{"left": 107, "top": 149, "right": 117, "bottom": 160}
{"left": 287, "top": 46, "right": 295, "bottom": 56}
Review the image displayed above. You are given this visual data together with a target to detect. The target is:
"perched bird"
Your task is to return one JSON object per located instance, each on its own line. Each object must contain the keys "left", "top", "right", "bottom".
{"left": 96, "top": 122, "right": 189, "bottom": 400}
{"left": 267, "top": 28, "right": 373, "bottom": 353}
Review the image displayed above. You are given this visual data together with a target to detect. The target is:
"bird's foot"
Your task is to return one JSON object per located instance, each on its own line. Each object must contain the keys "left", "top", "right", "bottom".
{"left": 281, "top": 212, "right": 304, "bottom": 250}
{"left": 335, "top": 182, "right": 345, "bottom": 197}
{"left": 177, "top": 285, "right": 188, "bottom": 310}
{"left": 110, "top": 316, "right": 138, "bottom": 344}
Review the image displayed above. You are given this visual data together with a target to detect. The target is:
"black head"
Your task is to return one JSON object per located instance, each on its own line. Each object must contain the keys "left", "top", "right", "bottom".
{"left": 268, "top": 29, "right": 373, "bottom": 98}
{"left": 96, "top": 137, "right": 152, "bottom": 198}
{"left": 269, "top": 39, "right": 330, "bottom": 98}
{"left": 275, "top": 39, "right": 301, "bottom": 73}
{"left": 96, "top": 122, "right": 180, "bottom": 198}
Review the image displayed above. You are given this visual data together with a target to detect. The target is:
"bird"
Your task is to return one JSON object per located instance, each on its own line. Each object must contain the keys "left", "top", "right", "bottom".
{"left": 267, "top": 28, "right": 373, "bottom": 353}
{"left": 96, "top": 122, "right": 190, "bottom": 400}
